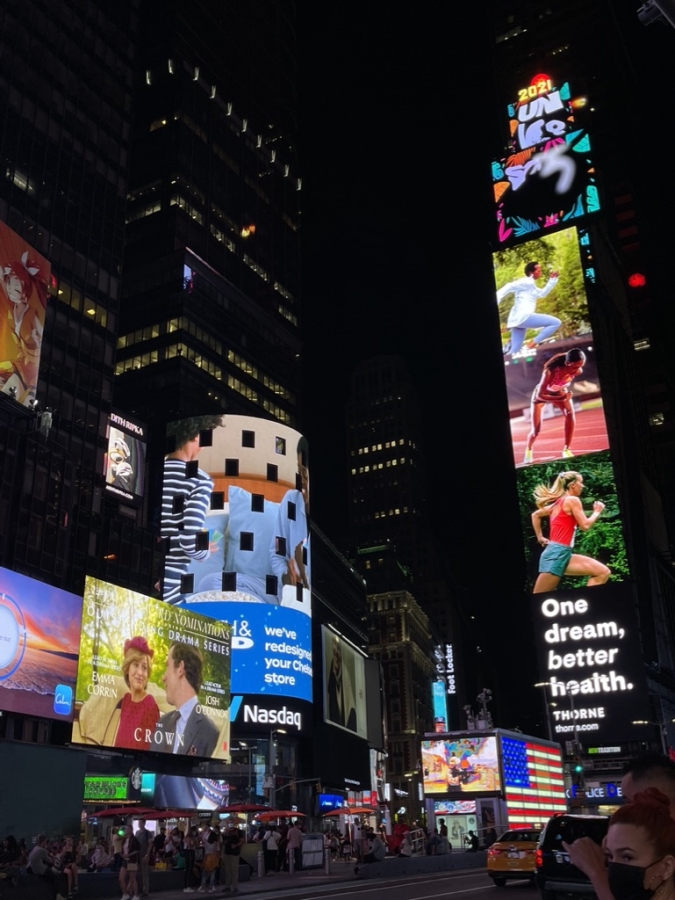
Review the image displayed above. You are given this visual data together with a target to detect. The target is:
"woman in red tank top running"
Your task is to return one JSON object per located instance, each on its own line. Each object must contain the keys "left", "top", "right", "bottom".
{"left": 531, "top": 470, "right": 609, "bottom": 594}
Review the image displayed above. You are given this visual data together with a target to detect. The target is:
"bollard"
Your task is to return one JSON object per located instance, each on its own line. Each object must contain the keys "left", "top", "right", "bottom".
{"left": 324, "top": 847, "right": 331, "bottom": 875}
{"left": 288, "top": 846, "right": 295, "bottom": 875}
{"left": 257, "top": 849, "right": 265, "bottom": 879}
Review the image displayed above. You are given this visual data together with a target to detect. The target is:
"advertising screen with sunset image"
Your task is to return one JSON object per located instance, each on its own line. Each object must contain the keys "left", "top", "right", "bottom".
{"left": 0, "top": 567, "right": 82, "bottom": 721}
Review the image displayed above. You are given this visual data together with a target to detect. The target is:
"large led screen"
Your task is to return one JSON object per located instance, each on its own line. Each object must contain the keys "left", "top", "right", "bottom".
{"left": 493, "top": 75, "right": 599, "bottom": 245}
{"left": 162, "top": 415, "right": 312, "bottom": 704}
{"left": 500, "top": 735, "right": 566, "bottom": 826}
{"left": 322, "top": 626, "right": 367, "bottom": 739}
{"left": 494, "top": 226, "right": 609, "bottom": 466}
{"left": 104, "top": 412, "right": 147, "bottom": 505}
{"left": 0, "top": 221, "right": 50, "bottom": 406}
{"left": 152, "top": 774, "right": 230, "bottom": 810}
{"left": 422, "top": 736, "right": 501, "bottom": 794}
{"left": 517, "top": 450, "right": 629, "bottom": 594}
{"left": 72, "top": 577, "right": 231, "bottom": 759}
{"left": 530, "top": 584, "right": 649, "bottom": 745}
{"left": 0, "top": 567, "right": 82, "bottom": 720}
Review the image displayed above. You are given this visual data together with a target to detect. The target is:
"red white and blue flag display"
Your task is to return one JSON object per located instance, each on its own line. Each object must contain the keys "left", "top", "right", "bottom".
{"left": 501, "top": 736, "right": 566, "bottom": 827}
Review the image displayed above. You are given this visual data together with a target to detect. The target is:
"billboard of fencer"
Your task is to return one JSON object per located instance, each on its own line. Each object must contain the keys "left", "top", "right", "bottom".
{"left": 72, "top": 577, "right": 231, "bottom": 759}
{"left": 493, "top": 226, "right": 610, "bottom": 467}
{"left": 516, "top": 450, "right": 629, "bottom": 594}
{"left": 161, "top": 415, "right": 312, "bottom": 705}
{"left": 0, "top": 220, "right": 50, "bottom": 405}
{"left": 104, "top": 412, "right": 147, "bottom": 505}
{"left": 322, "top": 626, "right": 367, "bottom": 739}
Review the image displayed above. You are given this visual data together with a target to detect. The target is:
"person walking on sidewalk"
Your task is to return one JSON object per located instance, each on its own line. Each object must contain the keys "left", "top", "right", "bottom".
{"left": 222, "top": 822, "right": 244, "bottom": 893}
{"left": 286, "top": 822, "right": 303, "bottom": 872}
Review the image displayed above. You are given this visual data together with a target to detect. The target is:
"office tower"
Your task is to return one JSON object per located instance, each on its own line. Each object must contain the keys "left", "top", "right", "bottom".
{"left": 0, "top": 0, "right": 163, "bottom": 837}
{"left": 346, "top": 355, "right": 470, "bottom": 733}
{"left": 366, "top": 589, "right": 436, "bottom": 814}
{"left": 485, "top": 0, "right": 675, "bottom": 766}
{"left": 347, "top": 357, "right": 448, "bottom": 611}
{"left": 0, "top": 1, "right": 158, "bottom": 592}
{"left": 114, "top": 0, "right": 302, "bottom": 427}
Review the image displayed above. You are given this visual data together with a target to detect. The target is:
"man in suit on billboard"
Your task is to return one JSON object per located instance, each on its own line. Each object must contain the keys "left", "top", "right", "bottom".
{"left": 154, "top": 642, "right": 219, "bottom": 757}
{"left": 326, "top": 634, "right": 358, "bottom": 732}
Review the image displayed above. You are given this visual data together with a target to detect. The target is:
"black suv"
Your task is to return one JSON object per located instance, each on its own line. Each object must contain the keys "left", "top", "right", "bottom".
{"left": 535, "top": 814, "right": 609, "bottom": 900}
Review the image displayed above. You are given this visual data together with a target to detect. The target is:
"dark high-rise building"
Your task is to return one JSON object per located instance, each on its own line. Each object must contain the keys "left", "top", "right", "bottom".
{"left": 114, "top": 0, "right": 302, "bottom": 427}
{"left": 0, "top": 0, "right": 158, "bottom": 592}
{"left": 484, "top": 0, "right": 675, "bottom": 770}
{"left": 0, "top": 0, "right": 163, "bottom": 837}
{"left": 346, "top": 356, "right": 451, "bottom": 624}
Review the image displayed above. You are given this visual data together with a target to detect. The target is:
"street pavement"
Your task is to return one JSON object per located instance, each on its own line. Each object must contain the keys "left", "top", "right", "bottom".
{"left": 116, "top": 850, "right": 488, "bottom": 900}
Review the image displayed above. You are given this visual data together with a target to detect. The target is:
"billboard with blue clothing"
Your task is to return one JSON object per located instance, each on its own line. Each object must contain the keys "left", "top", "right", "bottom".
{"left": 163, "top": 414, "right": 313, "bottom": 704}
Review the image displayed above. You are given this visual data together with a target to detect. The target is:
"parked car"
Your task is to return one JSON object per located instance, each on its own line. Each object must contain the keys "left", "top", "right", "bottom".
{"left": 535, "top": 813, "right": 609, "bottom": 900}
{"left": 487, "top": 828, "right": 541, "bottom": 886}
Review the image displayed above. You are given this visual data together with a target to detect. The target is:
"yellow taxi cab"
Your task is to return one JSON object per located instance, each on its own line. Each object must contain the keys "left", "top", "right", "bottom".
{"left": 487, "top": 827, "right": 541, "bottom": 886}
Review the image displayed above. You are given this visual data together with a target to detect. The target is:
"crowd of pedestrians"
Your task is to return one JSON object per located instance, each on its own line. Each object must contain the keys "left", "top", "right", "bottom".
{"left": 0, "top": 832, "right": 88, "bottom": 900}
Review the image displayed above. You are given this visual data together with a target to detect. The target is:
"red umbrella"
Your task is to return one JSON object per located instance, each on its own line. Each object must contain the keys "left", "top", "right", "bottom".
{"left": 256, "top": 810, "right": 306, "bottom": 821}
{"left": 87, "top": 806, "right": 156, "bottom": 819}
{"left": 217, "top": 803, "right": 271, "bottom": 814}
{"left": 322, "top": 806, "right": 375, "bottom": 817}
{"left": 143, "top": 810, "right": 193, "bottom": 820}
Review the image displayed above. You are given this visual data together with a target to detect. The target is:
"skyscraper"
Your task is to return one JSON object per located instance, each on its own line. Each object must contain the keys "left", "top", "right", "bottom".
{"left": 485, "top": 0, "right": 675, "bottom": 760}
{"left": 114, "top": 0, "right": 302, "bottom": 427}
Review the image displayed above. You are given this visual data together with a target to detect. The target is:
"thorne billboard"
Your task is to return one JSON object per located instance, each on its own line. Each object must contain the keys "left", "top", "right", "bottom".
{"left": 532, "top": 585, "right": 648, "bottom": 744}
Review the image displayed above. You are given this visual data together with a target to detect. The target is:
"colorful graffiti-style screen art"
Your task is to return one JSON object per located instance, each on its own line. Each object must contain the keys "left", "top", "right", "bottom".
{"left": 493, "top": 75, "right": 600, "bottom": 245}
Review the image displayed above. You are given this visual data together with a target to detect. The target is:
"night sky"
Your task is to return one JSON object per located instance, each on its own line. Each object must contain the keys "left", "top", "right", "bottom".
{"left": 295, "top": 3, "right": 675, "bottom": 732}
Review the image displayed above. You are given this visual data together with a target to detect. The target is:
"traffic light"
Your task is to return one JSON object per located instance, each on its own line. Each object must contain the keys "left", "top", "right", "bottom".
{"left": 315, "top": 782, "right": 322, "bottom": 793}
{"left": 572, "top": 758, "right": 585, "bottom": 788}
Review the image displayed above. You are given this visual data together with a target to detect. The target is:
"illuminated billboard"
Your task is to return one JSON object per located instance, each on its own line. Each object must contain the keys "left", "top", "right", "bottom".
{"left": 0, "top": 567, "right": 82, "bottom": 720}
{"left": 322, "top": 626, "right": 367, "bottom": 739}
{"left": 104, "top": 412, "right": 147, "bottom": 505}
{"left": 517, "top": 450, "right": 628, "bottom": 594}
{"left": 152, "top": 774, "right": 230, "bottom": 810}
{"left": 422, "top": 736, "right": 501, "bottom": 794}
{"left": 0, "top": 221, "right": 50, "bottom": 406}
{"left": 530, "top": 584, "right": 649, "bottom": 744}
{"left": 83, "top": 776, "right": 129, "bottom": 802}
{"left": 72, "top": 577, "right": 231, "bottom": 760}
{"left": 432, "top": 681, "right": 448, "bottom": 732}
{"left": 162, "top": 415, "right": 312, "bottom": 707}
{"left": 494, "top": 226, "right": 609, "bottom": 466}
{"left": 500, "top": 735, "right": 566, "bottom": 825}
{"left": 493, "top": 75, "right": 599, "bottom": 245}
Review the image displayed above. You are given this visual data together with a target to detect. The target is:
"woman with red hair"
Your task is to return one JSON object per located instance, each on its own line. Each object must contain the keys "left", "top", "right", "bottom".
{"left": 114, "top": 636, "right": 160, "bottom": 751}
{"left": 589, "top": 788, "right": 675, "bottom": 900}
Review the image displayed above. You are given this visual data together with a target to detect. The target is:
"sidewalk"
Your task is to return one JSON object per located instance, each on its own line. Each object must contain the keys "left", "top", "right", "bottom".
{"left": 124, "top": 850, "right": 487, "bottom": 900}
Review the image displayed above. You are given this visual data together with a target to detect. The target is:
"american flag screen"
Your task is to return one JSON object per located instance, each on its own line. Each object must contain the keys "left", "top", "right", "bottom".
{"left": 501, "top": 735, "right": 566, "bottom": 827}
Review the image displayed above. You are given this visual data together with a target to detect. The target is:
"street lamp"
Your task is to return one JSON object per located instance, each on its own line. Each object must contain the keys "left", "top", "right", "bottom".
{"left": 535, "top": 681, "right": 580, "bottom": 746}
{"left": 534, "top": 682, "right": 554, "bottom": 742}
{"left": 632, "top": 719, "right": 675, "bottom": 755}
{"left": 239, "top": 741, "right": 257, "bottom": 801}
{"left": 268, "top": 729, "right": 287, "bottom": 774}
